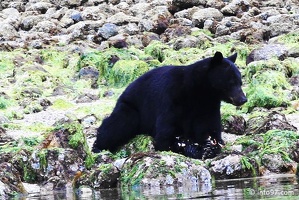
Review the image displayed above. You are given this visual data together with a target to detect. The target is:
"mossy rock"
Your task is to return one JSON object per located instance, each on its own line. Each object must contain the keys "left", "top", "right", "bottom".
{"left": 276, "top": 31, "right": 299, "bottom": 45}
{"left": 282, "top": 58, "right": 299, "bottom": 77}
{"left": 120, "top": 151, "right": 209, "bottom": 187}
{"left": 244, "top": 85, "right": 289, "bottom": 112}
{"left": 109, "top": 60, "right": 149, "bottom": 87}
{"left": 144, "top": 40, "right": 170, "bottom": 63}
{"left": 221, "top": 103, "right": 246, "bottom": 135}
{"left": 77, "top": 163, "right": 120, "bottom": 189}
{"left": 244, "top": 59, "right": 289, "bottom": 81}
{"left": 162, "top": 47, "right": 204, "bottom": 66}
{"left": 236, "top": 130, "right": 299, "bottom": 170}
{"left": 77, "top": 47, "right": 150, "bottom": 87}
{"left": 114, "top": 135, "right": 155, "bottom": 159}
{"left": 208, "top": 41, "right": 251, "bottom": 67}
{"left": 243, "top": 69, "right": 292, "bottom": 111}
{"left": 40, "top": 49, "right": 72, "bottom": 69}
{"left": 0, "top": 96, "right": 12, "bottom": 110}
{"left": 51, "top": 98, "right": 75, "bottom": 110}
{"left": 23, "top": 101, "right": 43, "bottom": 114}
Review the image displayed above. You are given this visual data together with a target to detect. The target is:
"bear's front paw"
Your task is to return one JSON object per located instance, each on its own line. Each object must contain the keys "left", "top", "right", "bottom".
{"left": 92, "top": 146, "right": 102, "bottom": 153}
{"left": 202, "top": 139, "right": 222, "bottom": 159}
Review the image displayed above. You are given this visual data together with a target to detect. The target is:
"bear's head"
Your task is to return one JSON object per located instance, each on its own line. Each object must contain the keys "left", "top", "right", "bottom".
{"left": 208, "top": 52, "right": 247, "bottom": 106}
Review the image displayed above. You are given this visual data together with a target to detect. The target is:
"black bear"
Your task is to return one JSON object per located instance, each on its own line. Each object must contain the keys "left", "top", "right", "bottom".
{"left": 92, "top": 52, "right": 247, "bottom": 158}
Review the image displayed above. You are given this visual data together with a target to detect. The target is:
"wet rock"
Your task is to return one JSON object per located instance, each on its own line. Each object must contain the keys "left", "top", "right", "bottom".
{"left": 31, "top": 20, "right": 60, "bottom": 34}
{"left": 78, "top": 66, "right": 99, "bottom": 88}
{"left": 75, "top": 93, "right": 99, "bottom": 103}
{"left": 266, "top": 14, "right": 299, "bottom": 38}
{"left": 23, "top": 101, "right": 43, "bottom": 114}
{"left": 209, "top": 154, "right": 259, "bottom": 179}
{"left": 290, "top": 139, "right": 299, "bottom": 163}
{"left": 97, "top": 23, "right": 118, "bottom": 39}
{"left": 52, "top": 86, "right": 68, "bottom": 96}
{"left": 75, "top": 163, "right": 120, "bottom": 189}
{"left": 172, "top": 0, "right": 206, "bottom": 10}
{"left": 50, "top": 0, "right": 86, "bottom": 7}
{"left": 81, "top": 115, "right": 97, "bottom": 127}
{"left": 0, "top": 162, "right": 27, "bottom": 198}
{"left": 39, "top": 98, "right": 52, "bottom": 110}
{"left": 246, "top": 44, "right": 288, "bottom": 64}
{"left": 120, "top": 152, "right": 211, "bottom": 187}
{"left": 70, "top": 13, "right": 83, "bottom": 23}
{"left": 19, "top": 87, "right": 43, "bottom": 98}
{"left": 103, "top": 90, "right": 114, "bottom": 97}
{"left": 0, "top": 22, "right": 19, "bottom": 40}
{"left": 20, "top": 15, "right": 43, "bottom": 31}
{"left": 0, "top": 126, "right": 13, "bottom": 146}
{"left": 221, "top": 0, "right": 250, "bottom": 16}
{"left": 8, "top": 123, "right": 90, "bottom": 188}
{"left": 261, "top": 154, "right": 295, "bottom": 173}
{"left": 141, "top": 32, "right": 160, "bottom": 47}
{"left": 107, "top": 34, "right": 128, "bottom": 48}
{"left": 25, "top": 2, "right": 53, "bottom": 14}
{"left": 129, "top": 3, "right": 151, "bottom": 18}
{"left": 246, "top": 111, "right": 297, "bottom": 135}
{"left": 172, "top": 35, "right": 201, "bottom": 50}
{"left": 80, "top": 6, "right": 107, "bottom": 21}
{"left": 0, "top": 115, "right": 9, "bottom": 124}
{"left": 161, "top": 25, "right": 192, "bottom": 43}
{"left": 78, "top": 66, "right": 99, "bottom": 79}
{"left": 192, "top": 8, "right": 223, "bottom": 28}
{"left": 223, "top": 115, "right": 246, "bottom": 135}
{"left": 107, "top": 12, "right": 139, "bottom": 25}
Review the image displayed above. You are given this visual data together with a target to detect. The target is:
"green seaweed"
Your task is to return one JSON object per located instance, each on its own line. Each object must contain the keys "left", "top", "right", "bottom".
{"left": 243, "top": 69, "right": 292, "bottom": 112}
{"left": 236, "top": 130, "right": 299, "bottom": 167}
{"left": 240, "top": 156, "right": 256, "bottom": 175}
{"left": 65, "top": 122, "right": 95, "bottom": 169}
{"left": 144, "top": 40, "right": 170, "bottom": 63}
{"left": 51, "top": 98, "right": 75, "bottom": 110}
{"left": 0, "top": 96, "right": 11, "bottom": 109}
{"left": 109, "top": 60, "right": 149, "bottom": 87}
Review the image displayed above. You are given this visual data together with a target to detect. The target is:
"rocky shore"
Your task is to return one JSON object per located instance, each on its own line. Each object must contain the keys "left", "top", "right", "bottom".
{"left": 1, "top": 0, "right": 299, "bottom": 198}
{"left": 0, "top": 0, "right": 299, "bottom": 51}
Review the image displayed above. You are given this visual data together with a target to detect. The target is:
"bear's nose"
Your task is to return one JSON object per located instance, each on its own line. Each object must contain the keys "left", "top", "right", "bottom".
{"left": 236, "top": 96, "right": 247, "bottom": 106}
{"left": 240, "top": 97, "right": 247, "bottom": 105}
{"left": 232, "top": 96, "right": 247, "bottom": 106}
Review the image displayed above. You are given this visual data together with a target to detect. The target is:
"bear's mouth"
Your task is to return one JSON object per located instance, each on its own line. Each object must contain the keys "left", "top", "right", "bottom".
{"left": 229, "top": 96, "right": 247, "bottom": 106}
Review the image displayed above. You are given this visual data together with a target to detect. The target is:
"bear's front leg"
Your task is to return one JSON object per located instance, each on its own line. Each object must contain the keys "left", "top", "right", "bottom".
{"left": 154, "top": 116, "right": 178, "bottom": 151}
{"left": 203, "top": 109, "right": 224, "bottom": 146}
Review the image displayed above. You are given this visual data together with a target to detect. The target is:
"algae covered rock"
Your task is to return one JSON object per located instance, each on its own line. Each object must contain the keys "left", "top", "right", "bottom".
{"left": 209, "top": 154, "right": 258, "bottom": 179}
{"left": 246, "top": 111, "right": 297, "bottom": 135}
{"left": 75, "top": 162, "right": 120, "bottom": 189}
{"left": 243, "top": 59, "right": 294, "bottom": 112}
{"left": 109, "top": 60, "right": 149, "bottom": 87}
{"left": 221, "top": 103, "right": 247, "bottom": 135}
{"left": 0, "top": 162, "right": 27, "bottom": 198}
{"left": 120, "top": 152, "right": 211, "bottom": 187}
{"left": 235, "top": 129, "right": 299, "bottom": 175}
{"left": 1, "top": 121, "right": 94, "bottom": 190}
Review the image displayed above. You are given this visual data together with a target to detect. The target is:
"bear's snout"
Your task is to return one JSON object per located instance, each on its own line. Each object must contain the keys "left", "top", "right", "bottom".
{"left": 231, "top": 95, "right": 247, "bottom": 106}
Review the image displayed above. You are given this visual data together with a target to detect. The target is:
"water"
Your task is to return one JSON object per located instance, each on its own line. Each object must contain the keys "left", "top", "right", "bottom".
{"left": 23, "top": 174, "right": 299, "bottom": 199}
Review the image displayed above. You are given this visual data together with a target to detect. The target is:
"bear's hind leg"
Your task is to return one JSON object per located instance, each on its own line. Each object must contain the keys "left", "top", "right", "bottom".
{"left": 92, "top": 102, "right": 139, "bottom": 153}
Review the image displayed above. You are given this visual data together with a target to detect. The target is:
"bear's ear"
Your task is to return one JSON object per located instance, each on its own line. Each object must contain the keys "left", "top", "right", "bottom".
{"left": 228, "top": 53, "right": 237, "bottom": 63}
{"left": 211, "top": 51, "right": 223, "bottom": 63}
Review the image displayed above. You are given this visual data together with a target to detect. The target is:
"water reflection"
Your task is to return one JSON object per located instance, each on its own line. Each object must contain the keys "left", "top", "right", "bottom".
{"left": 23, "top": 174, "right": 299, "bottom": 199}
